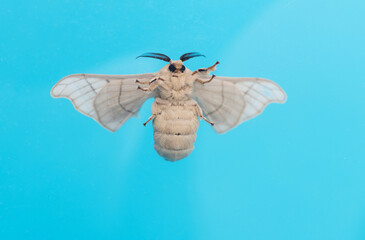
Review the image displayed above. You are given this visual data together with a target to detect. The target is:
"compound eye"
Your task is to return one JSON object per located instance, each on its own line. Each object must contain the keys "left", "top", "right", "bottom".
{"left": 169, "top": 64, "right": 176, "bottom": 72}
{"left": 180, "top": 65, "right": 186, "bottom": 72}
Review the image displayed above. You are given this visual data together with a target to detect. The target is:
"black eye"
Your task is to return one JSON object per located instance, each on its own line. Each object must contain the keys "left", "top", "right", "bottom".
{"left": 180, "top": 65, "right": 186, "bottom": 72}
{"left": 169, "top": 64, "right": 176, "bottom": 72}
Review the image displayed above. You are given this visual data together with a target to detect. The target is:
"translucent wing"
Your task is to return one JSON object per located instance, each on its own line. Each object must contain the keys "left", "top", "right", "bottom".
{"left": 51, "top": 73, "right": 155, "bottom": 131}
{"left": 193, "top": 74, "right": 287, "bottom": 133}
{"left": 93, "top": 78, "right": 154, "bottom": 132}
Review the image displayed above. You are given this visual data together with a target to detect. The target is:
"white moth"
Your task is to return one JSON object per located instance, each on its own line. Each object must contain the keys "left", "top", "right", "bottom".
{"left": 51, "top": 52, "right": 287, "bottom": 161}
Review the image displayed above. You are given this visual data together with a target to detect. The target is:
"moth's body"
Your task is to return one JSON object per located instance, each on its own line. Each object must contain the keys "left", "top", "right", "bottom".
{"left": 51, "top": 52, "right": 287, "bottom": 162}
{"left": 148, "top": 62, "right": 200, "bottom": 160}
{"left": 152, "top": 98, "right": 199, "bottom": 160}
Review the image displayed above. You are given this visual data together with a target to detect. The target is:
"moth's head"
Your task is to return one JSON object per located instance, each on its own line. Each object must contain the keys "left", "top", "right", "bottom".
{"left": 168, "top": 60, "right": 185, "bottom": 73}
{"left": 136, "top": 52, "right": 205, "bottom": 74}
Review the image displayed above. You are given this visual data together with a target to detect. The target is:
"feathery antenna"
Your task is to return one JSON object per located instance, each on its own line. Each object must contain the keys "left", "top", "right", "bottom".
{"left": 180, "top": 52, "right": 205, "bottom": 62}
{"left": 136, "top": 52, "right": 171, "bottom": 62}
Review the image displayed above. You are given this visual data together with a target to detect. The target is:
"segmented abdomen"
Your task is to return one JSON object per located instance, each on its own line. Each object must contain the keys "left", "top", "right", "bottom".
{"left": 152, "top": 99, "right": 199, "bottom": 161}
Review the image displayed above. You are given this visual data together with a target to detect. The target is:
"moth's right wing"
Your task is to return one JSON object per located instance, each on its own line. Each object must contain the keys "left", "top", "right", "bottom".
{"left": 51, "top": 73, "right": 155, "bottom": 132}
{"left": 193, "top": 74, "right": 287, "bottom": 133}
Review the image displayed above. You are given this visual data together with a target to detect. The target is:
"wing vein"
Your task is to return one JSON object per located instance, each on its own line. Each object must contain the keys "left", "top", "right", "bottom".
{"left": 85, "top": 74, "right": 97, "bottom": 94}
{"left": 118, "top": 82, "right": 134, "bottom": 113}
{"left": 205, "top": 80, "right": 225, "bottom": 116}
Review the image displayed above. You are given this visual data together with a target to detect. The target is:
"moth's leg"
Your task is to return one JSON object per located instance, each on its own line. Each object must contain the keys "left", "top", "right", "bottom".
{"left": 135, "top": 79, "right": 150, "bottom": 85}
{"left": 137, "top": 80, "right": 158, "bottom": 91}
{"left": 195, "top": 104, "right": 214, "bottom": 126}
{"left": 143, "top": 101, "right": 158, "bottom": 126}
{"left": 136, "top": 77, "right": 167, "bottom": 85}
{"left": 207, "top": 61, "right": 220, "bottom": 71}
{"left": 192, "top": 61, "right": 220, "bottom": 75}
{"left": 196, "top": 74, "right": 216, "bottom": 84}
{"left": 143, "top": 114, "right": 156, "bottom": 126}
{"left": 149, "top": 77, "right": 167, "bottom": 84}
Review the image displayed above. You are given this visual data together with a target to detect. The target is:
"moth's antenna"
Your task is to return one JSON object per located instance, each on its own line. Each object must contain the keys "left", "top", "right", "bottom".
{"left": 136, "top": 52, "right": 171, "bottom": 62}
{"left": 180, "top": 52, "right": 205, "bottom": 62}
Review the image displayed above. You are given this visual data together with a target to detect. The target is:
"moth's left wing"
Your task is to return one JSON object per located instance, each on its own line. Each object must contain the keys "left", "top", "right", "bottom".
{"left": 193, "top": 75, "right": 287, "bottom": 133}
{"left": 51, "top": 73, "right": 155, "bottom": 131}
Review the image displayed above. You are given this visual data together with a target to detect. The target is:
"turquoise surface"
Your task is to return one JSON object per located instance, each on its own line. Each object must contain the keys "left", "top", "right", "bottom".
{"left": 1, "top": 0, "right": 364, "bottom": 239}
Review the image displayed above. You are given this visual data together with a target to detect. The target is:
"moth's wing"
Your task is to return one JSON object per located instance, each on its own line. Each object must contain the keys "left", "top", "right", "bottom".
{"left": 193, "top": 75, "right": 287, "bottom": 133}
{"left": 51, "top": 73, "right": 155, "bottom": 131}
{"left": 93, "top": 78, "right": 154, "bottom": 132}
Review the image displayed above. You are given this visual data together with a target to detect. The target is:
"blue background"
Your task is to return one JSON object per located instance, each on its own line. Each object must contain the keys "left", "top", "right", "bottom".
{"left": 1, "top": 0, "right": 364, "bottom": 239}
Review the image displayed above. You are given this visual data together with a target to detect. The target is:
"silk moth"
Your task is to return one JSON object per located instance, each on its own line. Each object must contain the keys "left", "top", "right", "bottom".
{"left": 51, "top": 52, "right": 287, "bottom": 161}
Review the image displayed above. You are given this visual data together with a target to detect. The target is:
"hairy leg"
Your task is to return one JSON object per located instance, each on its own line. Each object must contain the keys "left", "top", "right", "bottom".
{"left": 196, "top": 74, "right": 216, "bottom": 84}
{"left": 137, "top": 80, "right": 159, "bottom": 91}
{"left": 195, "top": 104, "right": 214, "bottom": 126}
{"left": 192, "top": 61, "right": 220, "bottom": 75}
{"left": 136, "top": 77, "right": 166, "bottom": 85}
{"left": 143, "top": 114, "right": 156, "bottom": 126}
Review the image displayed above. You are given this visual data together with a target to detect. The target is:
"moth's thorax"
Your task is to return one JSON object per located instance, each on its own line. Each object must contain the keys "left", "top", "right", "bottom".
{"left": 156, "top": 66, "right": 194, "bottom": 101}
